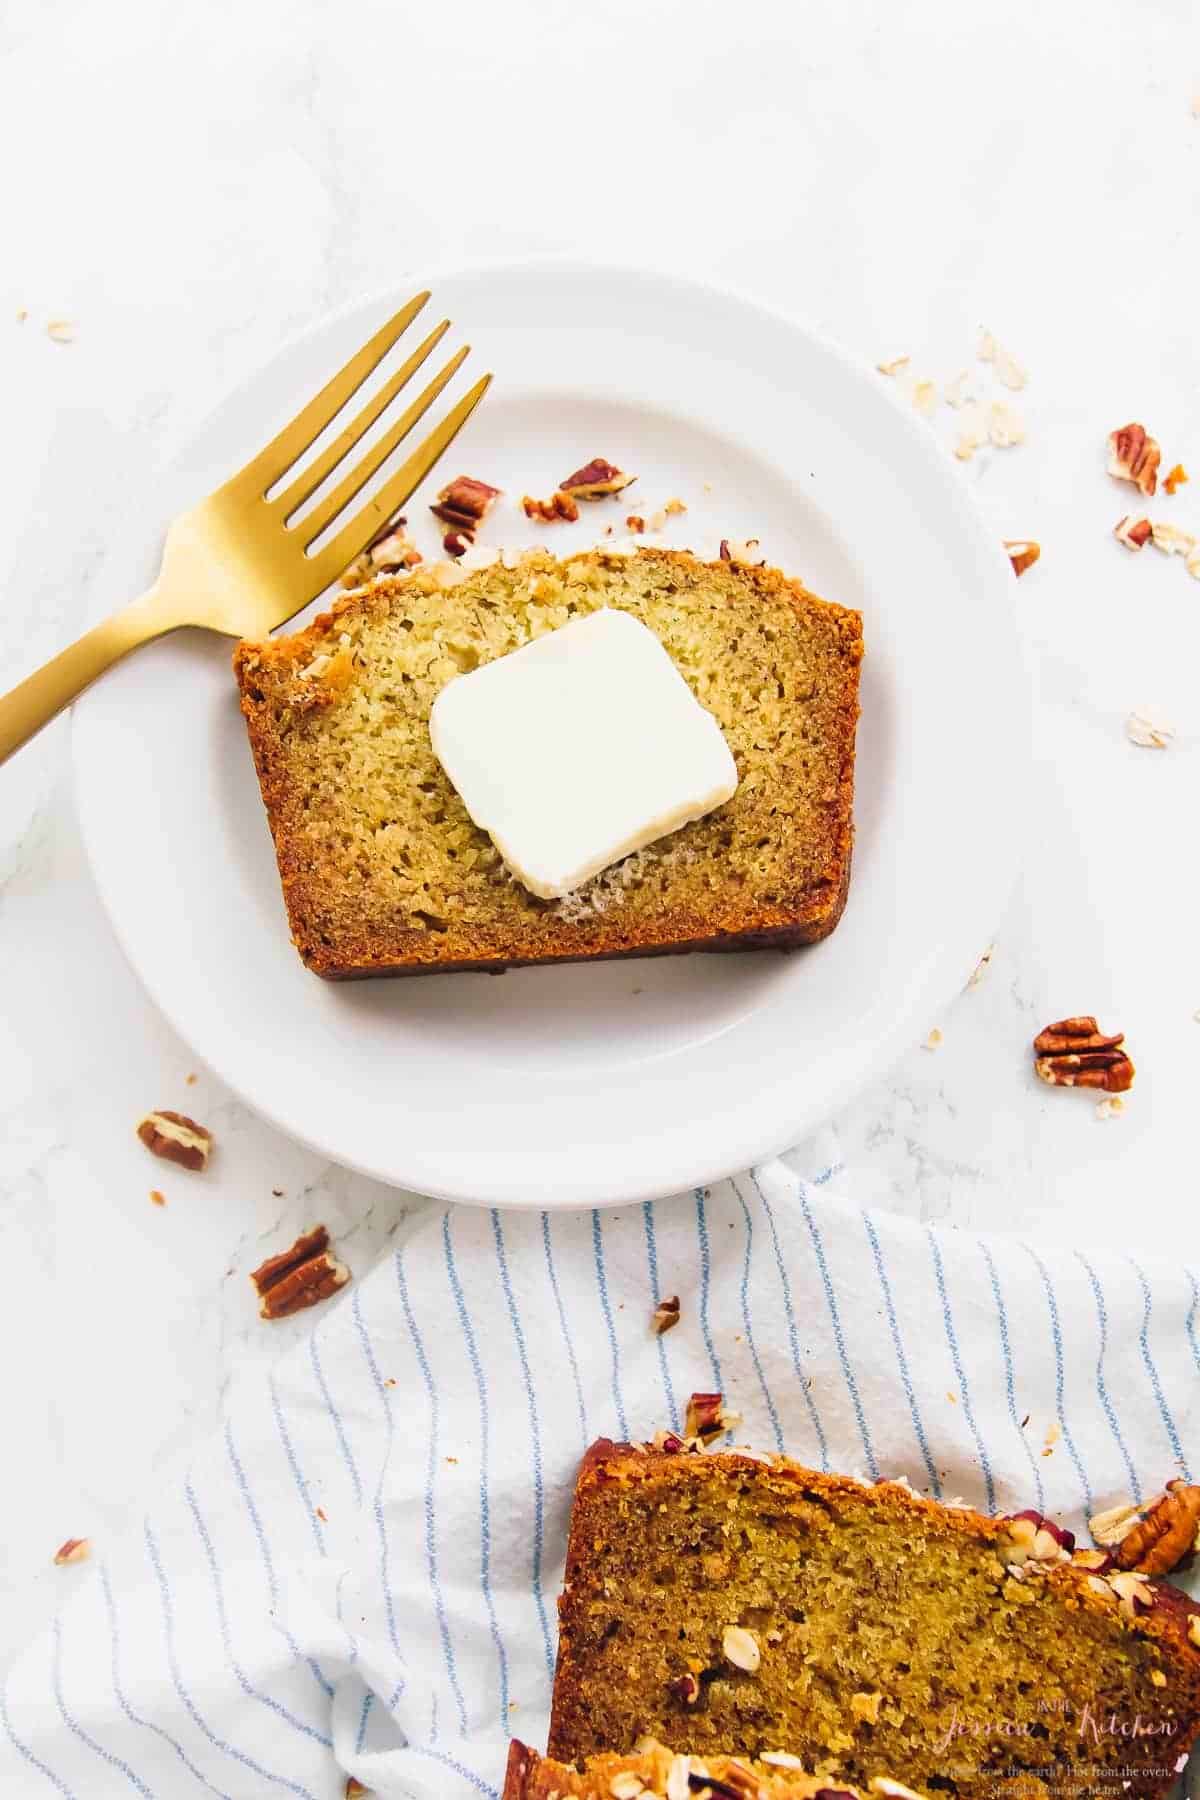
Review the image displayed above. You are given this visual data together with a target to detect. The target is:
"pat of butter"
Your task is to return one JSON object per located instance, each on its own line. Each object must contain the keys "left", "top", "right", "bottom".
{"left": 429, "top": 607, "right": 738, "bottom": 900}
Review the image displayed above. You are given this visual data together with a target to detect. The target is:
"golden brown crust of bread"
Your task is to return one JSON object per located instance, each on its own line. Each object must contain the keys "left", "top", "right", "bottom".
{"left": 548, "top": 1441, "right": 1200, "bottom": 1800}
{"left": 504, "top": 1737, "right": 878, "bottom": 1799}
{"left": 233, "top": 548, "right": 862, "bottom": 978}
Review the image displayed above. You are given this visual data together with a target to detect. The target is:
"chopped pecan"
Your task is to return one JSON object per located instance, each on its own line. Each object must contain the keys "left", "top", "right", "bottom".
{"left": 684, "top": 1390, "right": 741, "bottom": 1444}
{"left": 560, "top": 458, "right": 637, "bottom": 500}
{"left": 1107, "top": 422, "right": 1161, "bottom": 497}
{"left": 442, "top": 530, "right": 472, "bottom": 558}
{"left": 53, "top": 1537, "right": 90, "bottom": 1565}
{"left": 721, "top": 1624, "right": 761, "bottom": 1672}
{"left": 522, "top": 490, "right": 579, "bottom": 524}
{"left": 345, "top": 1780, "right": 369, "bottom": 1798}
{"left": 1113, "top": 1481, "right": 1200, "bottom": 1576}
{"left": 1114, "top": 515, "right": 1152, "bottom": 550}
{"left": 669, "top": 1672, "right": 701, "bottom": 1705}
{"left": 136, "top": 1110, "right": 213, "bottom": 1172}
{"left": 1164, "top": 462, "right": 1189, "bottom": 496}
{"left": 1126, "top": 708, "right": 1175, "bottom": 750}
{"left": 429, "top": 475, "right": 500, "bottom": 542}
{"left": 1033, "top": 1017, "right": 1134, "bottom": 1094}
{"left": 341, "top": 513, "right": 423, "bottom": 587}
{"left": 250, "top": 1224, "right": 350, "bottom": 1321}
{"left": 718, "top": 538, "right": 765, "bottom": 567}
{"left": 652, "top": 1294, "right": 681, "bottom": 1335}
{"left": 1004, "top": 540, "right": 1040, "bottom": 577}
{"left": 625, "top": 514, "right": 646, "bottom": 533}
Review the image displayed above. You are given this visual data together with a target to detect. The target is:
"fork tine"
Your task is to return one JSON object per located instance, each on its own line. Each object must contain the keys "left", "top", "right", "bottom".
{"left": 233, "top": 291, "right": 431, "bottom": 496}
{"left": 298, "top": 347, "right": 470, "bottom": 547}
{"left": 272, "top": 319, "right": 452, "bottom": 521}
{"left": 307, "top": 373, "right": 493, "bottom": 589}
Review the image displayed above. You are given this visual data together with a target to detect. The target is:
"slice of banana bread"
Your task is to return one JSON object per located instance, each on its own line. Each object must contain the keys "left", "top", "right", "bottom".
{"left": 548, "top": 1441, "right": 1200, "bottom": 1800}
{"left": 504, "top": 1738, "right": 923, "bottom": 1800}
{"left": 232, "top": 547, "right": 862, "bottom": 978}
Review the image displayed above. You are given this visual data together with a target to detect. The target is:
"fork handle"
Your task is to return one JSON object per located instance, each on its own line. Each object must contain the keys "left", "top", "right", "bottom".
{"left": 0, "top": 588, "right": 174, "bottom": 767}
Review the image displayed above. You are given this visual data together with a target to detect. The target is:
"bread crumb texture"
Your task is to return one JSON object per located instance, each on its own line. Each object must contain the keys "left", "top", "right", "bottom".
{"left": 547, "top": 1445, "right": 1200, "bottom": 1800}
{"left": 233, "top": 548, "right": 862, "bottom": 977}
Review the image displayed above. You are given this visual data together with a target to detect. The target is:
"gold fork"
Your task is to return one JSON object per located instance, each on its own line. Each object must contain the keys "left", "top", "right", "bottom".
{"left": 0, "top": 291, "right": 491, "bottom": 765}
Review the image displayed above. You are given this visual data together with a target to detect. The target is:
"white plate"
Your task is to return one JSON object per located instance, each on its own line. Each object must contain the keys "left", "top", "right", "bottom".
{"left": 74, "top": 259, "right": 1026, "bottom": 1209}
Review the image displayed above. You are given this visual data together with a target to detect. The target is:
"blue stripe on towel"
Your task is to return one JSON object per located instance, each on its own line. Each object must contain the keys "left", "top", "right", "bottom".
{"left": 978, "top": 1239, "right": 1044, "bottom": 1513}
{"left": 748, "top": 1169, "right": 829, "bottom": 1467}
{"left": 309, "top": 1330, "right": 363, "bottom": 1512}
{"left": 224, "top": 1422, "right": 332, "bottom": 1700}
{"left": 491, "top": 1212, "right": 554, "bottom": 1679}
{"left": 1022, "top": 1245, "right": 1093, "bottom": 1513}
{"left": 184, "top": 1479, "right": 330, "bottom": 1754}
{"left": 99, "top": 1563, "right": 232, "bottom": 1800}
{"left": 694, "top": 1189, "right": 728, "bottom": 1437}
{"left": 863, "top": 1211, "right": 940, "bottom": 1495}
{"left": 541, "top": 1214, "right": 589, "bottom": 1449}
{"left": 1074, "top": 1252, "right": 1142, "bottom": 1503}
{"left": 51, "top": 1612, "right": 153, "bottom": 1797}
{"left": 268, "top": 1373, "right": 325, "bottom": 1560}
{"left": 144, "top": 1520, "right": 313, "bottom": 1797}
{"left": 732, "top": 1181, "right": 784, "bottom": 1452}
{"left": 591, "top": 1211, "right": 629, "bottom": 1440}
{"left": 0, "top": 1675, "right": 76, "bottom": 1798}
{"left": 642, "top": 1201, "right": 680, "bottom": 1432}
{"left": 349, "top": 1290, "right": 405, "bottom": 1683}
{"left": 800, "top": 1184, "right": 878, "bottom": 1479}
{"left": 927, "top": 1228, "right": 994, "bottom": 1510}
{"left": 395, "top": 1245, "right": 468, "bottom": 1737}
{"left": 1129, "top": 1258, "right": 1190, "bottom": 1479}
{"left": 355, "top": 1692, "right": 373, "bottom": 1754}
{"left": 1187, "top": 1271, "right": 1200, "bottom": 1382}
{"left": 442, "top": 1212, "right": 510, "bottom": 1731}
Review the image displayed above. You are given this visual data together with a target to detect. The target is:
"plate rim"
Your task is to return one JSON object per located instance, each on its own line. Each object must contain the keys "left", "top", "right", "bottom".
{"left": 73, "top": 251, "right": 1029, "bottom": 1208}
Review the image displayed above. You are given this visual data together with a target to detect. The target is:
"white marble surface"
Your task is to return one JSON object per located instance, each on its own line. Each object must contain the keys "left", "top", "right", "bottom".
{"left": 2, "top": 0, "right": 1199, "bottom": 1672}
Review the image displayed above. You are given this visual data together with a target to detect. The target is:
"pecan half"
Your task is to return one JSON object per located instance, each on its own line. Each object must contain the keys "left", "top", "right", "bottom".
{"left": 1113, "top": 1481, "right": 1200, "bottom": 1576}
{"left": 1004, "top": 539, "right": 1040, "bottom": 577}
{"left": 250, "top": 1225, "right": 350, "bottom": 1321}
{"left": 521, "top": 490, "right": 579, "bottom": 524}
{"left": 1033, "top": 1017, "right": 1134, "bottom": 1094}
{"left": 652, "top": 1294, "right": 681, "bottom": 1335}
{"left": 136, "top": 1110, "right": 213, "bottom": 1171}
{"left": 560, "top": 458, "right": 637, "bottom": 500}
{"left": 1114, "top": 515, "right": 1152, "bottom": 550}
{"left": 1107, "top": 422, "right": 1161, "bottom": 497}
{"left": 429, "top": 475, "right": 500, "bottom": 544}
{"left": 53, "top": 1537, "right": 90, "bottom": 1565}
{"left": 1164, "top": 462, "right": 1189, "bottom": 496}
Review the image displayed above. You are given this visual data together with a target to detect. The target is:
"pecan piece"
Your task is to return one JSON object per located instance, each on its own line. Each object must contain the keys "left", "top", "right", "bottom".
{"left": 429, "top": 475, "right": 500, "bottom": 545}
{"left": 1033, "top": 1017, "right": 1134, "bottom": 1094}
{"left": 250, "top": 1224, "right": 350, "bottom": 1320}
{"left": 345, "top": 1781, "right": 368, "bottom": 1798}
{"left": 1114, "top": 515, "right": 1152, "bottom": 550}
{"left": 1004, "top": 539, "right": 1040, "bottom": 577}
{"left": 136, "top": 1110, "right": 213, "bottom": 1171}
{"left": 718, "top": 538, "right": 765, "bottom": 567}
{"left": 1164, "top": 462, "right": 1189, "bottom": 496}
{"left": 684, "top": 1390, "right": 741, "bottom": 1444}
{"left": 669, "top": 1672, "right": 701, "bottom": 1705}
{"left": 1113, "top": 1481, "right": 1200, "bottom": 1576}
{"left": 560, "top": 458, "right": 637, "bottom": 500}
{"left": 1107, "top": 422, "right": 1161, "bottom": 497}
{"left": 53, "top": 1537, "right": 90, "bottom": 1565}
{"left": 652, "top": 1294, "right": 681, "bottom": 1335}
{"left": 625, "top": 514, "right": 646, "bottom": 533}
{"left": 521, "top": 490, "right": 579, "bottom": 524}
{"left": 341, "top": 512, "right": 423, "bottom": 587}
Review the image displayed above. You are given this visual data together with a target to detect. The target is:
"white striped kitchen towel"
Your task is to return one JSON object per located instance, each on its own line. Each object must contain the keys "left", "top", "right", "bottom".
{"left": 3, "top": 1150, "right": 1198, "bottom": 1799}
